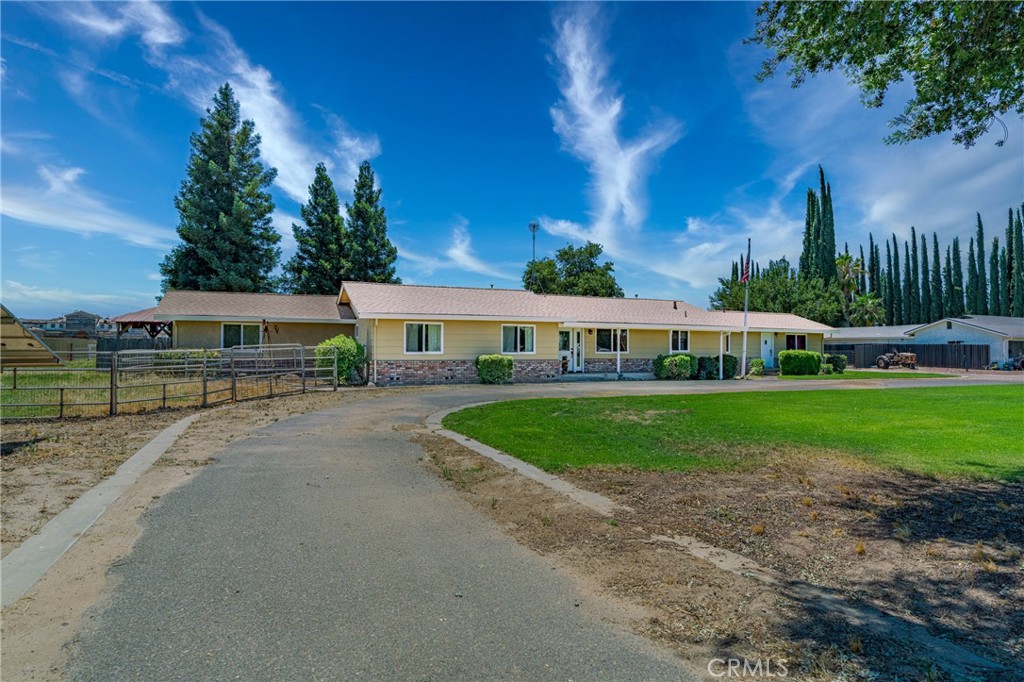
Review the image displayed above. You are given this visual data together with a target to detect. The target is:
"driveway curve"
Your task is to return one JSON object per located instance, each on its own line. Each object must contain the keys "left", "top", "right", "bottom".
{"left": 68, "top": 377, "right": 1013, "bottom": 681}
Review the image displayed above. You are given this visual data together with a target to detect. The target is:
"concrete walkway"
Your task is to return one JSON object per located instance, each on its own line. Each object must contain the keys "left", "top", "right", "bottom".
{"left": 67, "top": 377, "right": 1016, "bottom": 681}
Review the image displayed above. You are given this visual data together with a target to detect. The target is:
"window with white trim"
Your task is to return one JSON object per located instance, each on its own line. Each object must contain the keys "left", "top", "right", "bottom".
{"left": 501, "top": 325, "right": 535, "bottom": 353}
{"left": 670, "top": 330, "right": 688, "bottom": 353}
{"left": 405, "top": 322, "right": 443, "bottom": 353}
{"left": 595, "top": 328, "right": 628, "bottom": 353}
{"left": 223, "top": 323, "right": 261, "bottom": 348}
{"left": 785, "top": 334, "right": 807, "bottom": 350}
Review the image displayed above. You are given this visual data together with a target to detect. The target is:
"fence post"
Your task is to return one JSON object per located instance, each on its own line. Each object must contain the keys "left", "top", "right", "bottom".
{"left": 162, "top": 382, "right": 167, "bottom": 410}
{"left": 230, "top": 351, "right": 237, "bottom": 403}
{"left": 59, "top": 387, "right": 65, "bottom": 419}
{"left": 109, "top": 352, "right": 118, "bottom": 416}
{"left": 12, "top": 368, "right": 17, "bottom": 390}
{"left": 300, "top": 346, "right": 307, "bottom": 394}
{"left": 201, "top": 351, "right": 209, "bottom": 407}
{"left": 332, "top": 346, "right": 338, "bottom": 391}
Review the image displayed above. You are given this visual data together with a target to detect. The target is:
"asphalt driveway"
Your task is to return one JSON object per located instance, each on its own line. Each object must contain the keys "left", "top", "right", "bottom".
{"left": 67, "top": 377, "right": 1013, "bottom": 681}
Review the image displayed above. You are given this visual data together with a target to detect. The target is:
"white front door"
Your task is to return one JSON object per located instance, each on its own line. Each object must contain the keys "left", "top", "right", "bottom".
{"left": 761, "top": 332, "right": 775, "bottom": 369}
{"left": 559, "top": 329, "right": 584, "bottom": 372}
{"left": 572, "top": 329, "right": 583, "bottom": 372}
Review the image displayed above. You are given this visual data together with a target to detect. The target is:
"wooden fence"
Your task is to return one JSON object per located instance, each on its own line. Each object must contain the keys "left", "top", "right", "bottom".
{"left": 825, "top": 343, "right": 990, "bottom": 370}
{"left": 1, "top": 344, "right": 350, "bottom": 420}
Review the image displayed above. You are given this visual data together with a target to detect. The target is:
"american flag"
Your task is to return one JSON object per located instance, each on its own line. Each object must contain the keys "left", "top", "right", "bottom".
{"left": 740, "top": 239, "right": 751, "bottom": 283}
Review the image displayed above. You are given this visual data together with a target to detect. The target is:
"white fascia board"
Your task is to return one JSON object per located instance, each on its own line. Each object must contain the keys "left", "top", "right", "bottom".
{"left": 155, "top": 315, "right": 353, "bottom": 324}
{"left": 355, "top": 313, "right": 564, "bottom": 323}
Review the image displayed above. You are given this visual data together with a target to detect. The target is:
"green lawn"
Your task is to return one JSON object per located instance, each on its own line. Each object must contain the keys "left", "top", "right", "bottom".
{"left": 443, "top": 385, "right": 1024, "bottom": 480}
{"left": 780, "top": 370, "right": 954, "bottom": 380}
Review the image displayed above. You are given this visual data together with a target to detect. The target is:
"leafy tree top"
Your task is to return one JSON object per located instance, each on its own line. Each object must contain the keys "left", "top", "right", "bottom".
{"left": 522, "top": 241, "right": 624, "bottom": 298}
{"left": 748, "top": 1, "right": 1024, "bottom": 147}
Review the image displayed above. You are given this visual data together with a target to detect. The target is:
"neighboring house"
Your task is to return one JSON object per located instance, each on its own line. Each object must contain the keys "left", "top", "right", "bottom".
{"left": 909, "top": 316, "right": 1024, "bottom": 365}
{"left": 154, "top": 290, "right": 355, "bottom": 348}
{"left": 826, "top": 315, "right": 1024, "bottom": 367}
{"left": 41, "top": 317, "right": 66, "bottom": 335}
{"left": 339, "top": 281, "right": 832, "bottom": 386}
{"left": 64, "top": 310, "right": 102, "bottom": 334}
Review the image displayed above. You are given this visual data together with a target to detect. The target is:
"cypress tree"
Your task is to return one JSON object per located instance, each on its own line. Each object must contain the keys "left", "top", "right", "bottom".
{"left": 891, "top": 236, "right": 903, "bottom": 325}
{"left": 1006, "top": 209, "right": 1016, "bottom": 313}
{"left": 999, "top": 247, "right": 1010, "bottom": 316}
{"left": 884, "top": 241, "right": 894, "bottom": 325}
{"left": 930, "top": 233, "right": 943, "bottom": 321}
{"left": 817, "top": 168, "right": 838, "bottom": 283}
{"left": 951, "top": 237, "right": 966, "bottom": 316}
{"left": 966, "top": 238, "right": 978, "bottom": 314}
{"left": 858, "top": 245, "right": 867, "bottom": 294}
{"left": 909, "top": 227, "right": 920, "bottom": 322}
{"left": 988, "top": 237, "right": 1001, "bottom": 315}
{"left": 800, "top": 189, "right": 820, "bottom": 278}
{"left": 344, "top": 161, "right": 401, "bottom": 284}
{"left": 867, "top": 234, "right": 877, "bottom": 293}
{"left": 902, "top": 241, "right": 913, "bottom": 324}
{"left": 920, "top": 233, "right": 931, "bottom": 323}
{"left": 160, "top": 83, "right": 280, "bottom": 292}
{"left": 284, "top": 162, "right": 348, "bottom": 295}
{"left": 975, "top": 213, "right": 987, "bottom": 314}
{"left": 943, "top": 247, "right": 955, "bottom": 316}
{"left": 1013, "top": 206, "right": 1024, "bottom": 316}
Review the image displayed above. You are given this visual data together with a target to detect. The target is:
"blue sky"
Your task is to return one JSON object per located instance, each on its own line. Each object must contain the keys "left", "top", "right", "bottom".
{"left": 2, "top": 1, "right": 1021, "bottom": 319}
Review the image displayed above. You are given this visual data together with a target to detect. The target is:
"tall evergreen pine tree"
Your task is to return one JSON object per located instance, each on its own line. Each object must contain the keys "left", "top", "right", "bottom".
{"left": 966, "top": 238, "right": 978, "bottom": 314}
{"left": 858, "top": 245, "right": 867, "bottom": 293}
{"left": 930, "top": 233, "right": 943, "bottom": 321}
{"left": 999, "top": 247, "right": 1010, "bottom": 316}
{"left": 800, "top": 189, "right": 820, "bottom": 278}
{"left": 284, "top": 163, "right": 348, "bottom": 295}
{"left": 160, "top": 83, "right": 280, "bottom": 292}
{"left": 344, "top": 161, "right": 401, "bottom": 284}
{"left": 1006, "top": 209, "right": 1016, "bottom": 315}
{"left": 975, "top": 214, "right": 987, "bottom": 314}
{"left": 818, "top": 168, "right": 837, "bottom": 283}
{"left": 920, "top": 234, "right": 931, "bottom": 323}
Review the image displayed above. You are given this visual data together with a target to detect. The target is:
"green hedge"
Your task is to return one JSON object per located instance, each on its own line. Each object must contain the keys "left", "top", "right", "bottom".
{"left": 722, "top": 354, "right": 739, "bottom": 379}
{"left": 779, "top": 350, "right": 821, "bottom": 376}
{"left": 828, "top": 353, "right": 848, "bottom": 374}
{"left": 654, "top": 353, "right": 693, "bottom": 379}
{"left": 693, "top": 354, "right": 739, "bottom": 380}
{"left": 748, "top": 358, "right": 765, "bottom": 376}
{"left": 476, "top": 354, "right": 514, "bottom": 384}
{"left": 315, "top": 334, "right": 366, "bottom": 384}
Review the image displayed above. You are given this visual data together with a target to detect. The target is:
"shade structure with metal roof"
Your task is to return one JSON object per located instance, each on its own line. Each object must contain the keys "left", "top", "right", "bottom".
{"left": 0, "top": 304, "right": 62, "bottom": 367}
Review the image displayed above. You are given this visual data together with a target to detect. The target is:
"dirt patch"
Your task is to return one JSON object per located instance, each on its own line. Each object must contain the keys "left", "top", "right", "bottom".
{"left": 417, "top": 434, "right": 1022, "bottom": 681}
{"left": 0, "top": 388, "right": 376, "bottom": 681}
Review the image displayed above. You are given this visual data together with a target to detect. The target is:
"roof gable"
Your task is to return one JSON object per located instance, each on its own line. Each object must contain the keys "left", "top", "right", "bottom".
{"left": 155, "top": 291, "right": 354, "bottom": 323}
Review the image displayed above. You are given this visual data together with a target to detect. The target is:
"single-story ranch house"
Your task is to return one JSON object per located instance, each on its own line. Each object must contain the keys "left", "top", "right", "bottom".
{"left": 150, "top": 282, "right": 832, "bottom": 386}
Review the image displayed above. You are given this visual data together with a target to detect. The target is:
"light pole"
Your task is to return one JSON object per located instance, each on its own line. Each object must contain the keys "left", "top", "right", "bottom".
{"left": 528, "top": 221, "right": 539, "bottom": 292}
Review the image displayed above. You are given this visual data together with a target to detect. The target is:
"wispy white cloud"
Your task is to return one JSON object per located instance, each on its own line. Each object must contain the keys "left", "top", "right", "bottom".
{"left": 1, "top": 165, "right": 176, "bottom": 248}
{"left": 1, "top": 279, "right": 151, "bottom": 306}
{"left": 399, "top": 218, "right": 516, "bottom": 281}
{"left": 271, "top": 210, "right": 301, "bottom": 250}
{"left": 547, "top": 4, "right": 682, "bottom": 252}
{"left": 38, "top": 1, "right": 379, "bottom": 205}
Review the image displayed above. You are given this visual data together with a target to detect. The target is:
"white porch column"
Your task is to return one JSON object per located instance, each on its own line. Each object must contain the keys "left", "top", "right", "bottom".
{"left": 718, "top": 331, "right": 724, "bottom": 380}
{"left": 616, "top": 328, "right": 621, "bottom": 376}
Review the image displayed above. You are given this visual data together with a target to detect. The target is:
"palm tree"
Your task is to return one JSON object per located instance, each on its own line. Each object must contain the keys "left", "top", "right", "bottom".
{"left": 849, "top": 293, "right": 886, "bottom": 326}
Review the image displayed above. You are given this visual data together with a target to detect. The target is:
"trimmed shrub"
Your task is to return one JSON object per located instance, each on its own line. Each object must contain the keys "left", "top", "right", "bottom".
{"left": 476, "top": 354, "right": 513, "bottom": 384}
{"left": 696, "top": 356, "right": 719, "bottom": 380}
{"left": 316, "top": 334, "right": 366, "bottom": 384}
{"left": 778, "top": 350, "right": 821, "bottom": 376}
{"left": 654, "top": 353, "right": 693, "bottom": 380}
{"left": 748, "top": 358, "right": 765, "bottom": 376}
{"left": 820, "top": 364, "right": 833, "bottom": 375}
{"left": 722, "top": 353, "right": 739, "bottom": 379}
{"left": 829, "top": 353, "right": 848, "bottom": 374}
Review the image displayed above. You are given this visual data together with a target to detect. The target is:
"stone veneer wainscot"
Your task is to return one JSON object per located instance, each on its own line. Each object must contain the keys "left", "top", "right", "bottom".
{"left": 374, "top": 359, "right": 561, "bottom": 387}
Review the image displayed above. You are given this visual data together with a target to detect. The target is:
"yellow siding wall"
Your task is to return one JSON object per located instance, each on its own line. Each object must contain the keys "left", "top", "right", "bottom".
{"left": 370, "top": 319, "right": 560, "bottom": 360}
{"left": 174, "top": 321, "right": 351, "bottom": 349}
{"left": 581, "top": 328, "right": 666, "bottom": 357}
{"left": 773, "top": 332, "right": 824, "bottom": 354}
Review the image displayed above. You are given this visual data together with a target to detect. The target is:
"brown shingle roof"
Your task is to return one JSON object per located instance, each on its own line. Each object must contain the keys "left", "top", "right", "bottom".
{"left": 112, "top": 306, "right": 160, "bottom": 323}
{"left": 340, "top": 281, "right": 831, "bottom": 332}
{"left": 155, "top": 291, "right": 354, "bottom": 323}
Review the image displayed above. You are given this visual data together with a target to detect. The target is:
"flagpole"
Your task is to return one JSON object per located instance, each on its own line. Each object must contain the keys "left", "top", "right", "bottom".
{"left": 740, "top": 238, "right": 751, "bottom": 379}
